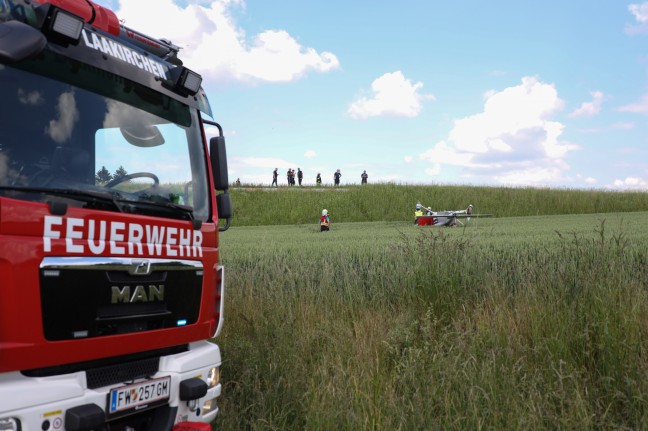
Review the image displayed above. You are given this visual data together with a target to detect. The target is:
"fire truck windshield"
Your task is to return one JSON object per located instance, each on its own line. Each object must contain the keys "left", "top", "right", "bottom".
{"left": 0, "top": 58, "right": 210, "bottom": 221}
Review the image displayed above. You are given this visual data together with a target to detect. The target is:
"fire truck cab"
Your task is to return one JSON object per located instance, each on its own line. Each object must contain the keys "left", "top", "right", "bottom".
{"left": 0, "top": 1, "right": 231, "bottom": 430}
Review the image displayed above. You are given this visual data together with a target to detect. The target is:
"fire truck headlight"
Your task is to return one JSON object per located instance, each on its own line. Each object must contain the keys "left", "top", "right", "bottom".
{"left": 0, "top": 417, "right": 20, "bottom": 431}
{"left": 207, "top": 366, "right": 220, "bottom": 388}
{"left": 201, "top": 398, "right": 218, "bottom": 416}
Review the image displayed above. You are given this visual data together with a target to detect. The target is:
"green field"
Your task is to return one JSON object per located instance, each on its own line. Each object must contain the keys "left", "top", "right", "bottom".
{"left": 227, "top": 183, "right": 648, "bottom": 226}
{"left": 215, "top": 185, "right": 648, "bottom": 430}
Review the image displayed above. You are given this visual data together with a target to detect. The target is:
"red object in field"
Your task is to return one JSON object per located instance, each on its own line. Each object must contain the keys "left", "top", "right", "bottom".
{"left": 173, "top": 423, "right": 212, "bottom": 431}
{"left": 416, "top": 216, "right": 436, "bottom": 226}
{"left": 32, "top": 0, "right": 120, "bottom": 35}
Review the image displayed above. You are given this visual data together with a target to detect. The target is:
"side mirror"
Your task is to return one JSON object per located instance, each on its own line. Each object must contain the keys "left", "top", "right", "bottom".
{"left": 216, "top": 191, "right": 232, "bottom": 232}
{"left": 204, "top": 120, "right": 232, "bottom": 231}
{"left": 210, "top": 135, "right": 229, "bottom": 191}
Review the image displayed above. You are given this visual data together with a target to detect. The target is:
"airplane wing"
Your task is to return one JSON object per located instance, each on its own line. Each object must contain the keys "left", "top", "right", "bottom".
{"left": 454, "top": 213, "right": 493, "bottom": 218}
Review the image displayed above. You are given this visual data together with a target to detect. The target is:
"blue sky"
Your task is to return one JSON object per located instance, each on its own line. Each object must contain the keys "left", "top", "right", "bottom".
{"left": 95, "top": 0, "right": 648, "bottom": 189}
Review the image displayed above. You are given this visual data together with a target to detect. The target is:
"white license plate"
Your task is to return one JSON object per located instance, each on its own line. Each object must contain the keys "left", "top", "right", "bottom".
{"left": 109, "top": 376, "right": 171, "bottom": 415}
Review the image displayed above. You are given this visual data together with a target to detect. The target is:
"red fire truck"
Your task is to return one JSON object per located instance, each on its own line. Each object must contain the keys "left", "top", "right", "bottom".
{"left": 0, "top": 0, "right": 232, "bottom": 429}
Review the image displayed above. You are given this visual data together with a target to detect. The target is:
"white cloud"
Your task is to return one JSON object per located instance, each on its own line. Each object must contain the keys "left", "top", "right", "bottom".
{"left": 425, "top": 164, "right": 441, "bottom": 176}
{"left": 629, "top": 2, "right": 648, "bottom": 22}
{"left": 347, "top": 71, "right": 435, "bottom": 119}
{"left": 237, "top": 30, "right": 339, "bottom": 82}
{"left": 404, "top": 156, "right": 413, "bottom": 163}
{"left": 575, "top": 174, "right": 598, "bottom": 186}
{"left": 114, "top": 0, "right": 339, "bottom": 83}
{"left": 420, "top": 140, "right": 481, "bottom": 168}
{"left": 626, "top": 2, "right": 648, "bottom": 33}
{"left": 46, "top": 91, "right": 79, "bottom": 144}
{"left": 304, "top": 150, "right": 316, "bottom": 158}
{"left": 17, "top": 89, "right": 43, "bottom": 105}
{"left": 419, "top": 76, "right": 578, "bottom": 186}
{"left": 608, "top": 176, "right": 648, "bottom": 190}
{"left": 618, "top": 92, "right": 648, "bottom": 113}
{"left": 493, "top": 166, "right": 566, "bottom": 186}
{"left": 569, "top": 91, "right": 604, "bottom": 118}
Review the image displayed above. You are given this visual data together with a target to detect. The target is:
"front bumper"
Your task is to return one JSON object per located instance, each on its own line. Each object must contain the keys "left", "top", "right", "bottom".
{"left": 0, "top": 341, "right": 221, "bottom": 430}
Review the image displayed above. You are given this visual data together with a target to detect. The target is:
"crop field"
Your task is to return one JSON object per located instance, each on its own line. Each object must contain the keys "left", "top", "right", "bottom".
{"left": 214, "top": 185, "right": 648, "bottom": 430}
{"left": 227, "top": 183, "right": 648, "bottom": 226}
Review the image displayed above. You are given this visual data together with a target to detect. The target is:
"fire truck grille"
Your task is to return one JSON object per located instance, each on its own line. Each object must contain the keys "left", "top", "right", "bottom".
{"left": 86, "top": 356, "right": 160, "bottom": 389}
{"left": 39, "top": 257, "right": 203, "bottom": 341}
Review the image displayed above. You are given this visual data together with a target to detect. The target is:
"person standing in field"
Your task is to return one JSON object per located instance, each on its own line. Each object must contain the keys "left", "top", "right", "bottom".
{"left": 297, "top": 168, "right": 303, "bottom": 186}
{"left": 361, "top": 170, "right": 368, "bottom": 184}
{"left": 287, "top": 168, "right": 292, "bottom": 186}
{"left": 320, "top": 209, "right": 330, "bottom": 232}
{"left": 334, "top": 169, "right": 341, "bottom": 186}
{"left": 272, "top": 168, "right": 278, "bottom": 187}
{"left": 316, "top": 173, "right": 322, "bottom": 186}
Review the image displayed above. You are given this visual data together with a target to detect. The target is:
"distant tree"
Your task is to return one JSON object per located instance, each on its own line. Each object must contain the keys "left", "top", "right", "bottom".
{"left": 113, "top": 166, "right": 128, "bottom": 180}
{"left": 95, "top": 166, "right": 113, "bottom": 184}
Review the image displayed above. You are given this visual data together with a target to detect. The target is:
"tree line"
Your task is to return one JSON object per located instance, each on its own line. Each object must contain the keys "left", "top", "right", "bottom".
{"left": 95, "top": 165, "right": 128, "bottom": 184}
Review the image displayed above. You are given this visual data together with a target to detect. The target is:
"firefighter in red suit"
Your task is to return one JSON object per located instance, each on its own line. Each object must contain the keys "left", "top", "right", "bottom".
{"left": 320, "top": 209, "right": 330, "bottom": 232}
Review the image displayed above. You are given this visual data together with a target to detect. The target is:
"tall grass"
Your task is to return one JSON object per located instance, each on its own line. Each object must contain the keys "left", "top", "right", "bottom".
{"left": 229, "top": 183, "right": 648, "bottom": 226}
{"left": 215, "top": 212, "right": 648, "bottom": 430}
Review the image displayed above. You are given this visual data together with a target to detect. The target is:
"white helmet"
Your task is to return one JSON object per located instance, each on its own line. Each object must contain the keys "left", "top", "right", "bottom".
{"left": 322, "top": 209, "right": 328, "bottom": 216}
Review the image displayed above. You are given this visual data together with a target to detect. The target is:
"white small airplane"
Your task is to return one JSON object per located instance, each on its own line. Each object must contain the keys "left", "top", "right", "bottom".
{"left": 415, "top": 203, "right": 493, "bottom": 227}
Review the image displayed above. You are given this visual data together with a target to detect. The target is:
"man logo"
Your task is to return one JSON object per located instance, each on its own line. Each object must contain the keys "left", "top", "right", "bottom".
{"left": 129, "top": 260, "right": 151, "bottom": 275}
{"left": 111, "top": 285, "right": 165, "bottom": 304}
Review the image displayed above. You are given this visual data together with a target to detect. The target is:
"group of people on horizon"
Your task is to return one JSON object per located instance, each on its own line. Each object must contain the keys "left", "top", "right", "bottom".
{"left": 273, "top": 168, "right": 304, "bottom": 186}
{"left": 271, "top": 168, "right": 369, "bottom": 187}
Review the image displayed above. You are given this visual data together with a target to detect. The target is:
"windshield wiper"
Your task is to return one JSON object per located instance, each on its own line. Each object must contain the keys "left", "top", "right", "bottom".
{"left": 117, "top": 197, "right": 201, "bottom": 229}
{"left": 0, "top": 186, "right": 126, "bottom": 214}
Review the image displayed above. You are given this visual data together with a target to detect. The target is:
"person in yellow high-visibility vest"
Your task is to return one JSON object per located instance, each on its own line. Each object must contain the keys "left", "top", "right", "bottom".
{"left": 414, "top": 202, "right": 424, "bottom": 224}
